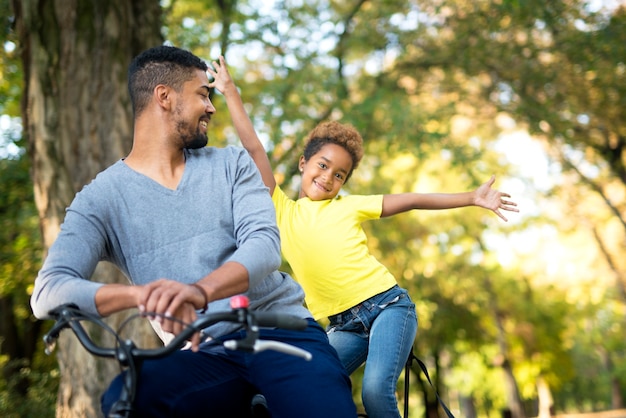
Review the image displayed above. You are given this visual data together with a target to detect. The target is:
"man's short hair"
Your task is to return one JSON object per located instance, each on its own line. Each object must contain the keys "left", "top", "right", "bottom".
{"left": 128, "top": 45, "right": 208, "bottom": 116}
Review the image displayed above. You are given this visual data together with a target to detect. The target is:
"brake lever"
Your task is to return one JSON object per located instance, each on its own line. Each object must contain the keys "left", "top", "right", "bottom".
{"left": 43, "top": 319, "right": 69, "bottom": 355}
{"left": 252, "top": 340, "right": 312, "bottom": 361}
{"left": 44, "top": 337, "right": 57, "bottom": 355}
{"left": 222, "top": 339, "right": 312, "bottom": 361}
{"left": 43, "top": 304, "right": 81, "bottom": 355}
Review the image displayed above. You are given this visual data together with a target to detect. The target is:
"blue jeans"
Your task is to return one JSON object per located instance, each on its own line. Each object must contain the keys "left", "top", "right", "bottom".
{"left": 101, "top": 319, "right": 357, "bottom": 418}
{"left": 327, "top": 285, "right": 418, "bottom": 418}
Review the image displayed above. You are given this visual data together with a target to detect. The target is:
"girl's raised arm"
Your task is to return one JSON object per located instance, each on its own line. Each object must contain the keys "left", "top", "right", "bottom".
{"left": 208, "top": 56, "right": 276, "bottom": 194}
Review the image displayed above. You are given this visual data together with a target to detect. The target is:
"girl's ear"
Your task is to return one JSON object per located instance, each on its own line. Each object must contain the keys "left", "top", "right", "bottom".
{"left": 298, "top": 155, "right": 306, "bottom": 172}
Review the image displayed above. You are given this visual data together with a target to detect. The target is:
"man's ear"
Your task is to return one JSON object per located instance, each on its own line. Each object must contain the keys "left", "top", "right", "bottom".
{"left": 154, "top": 84, "right": 172, "bottom": 110}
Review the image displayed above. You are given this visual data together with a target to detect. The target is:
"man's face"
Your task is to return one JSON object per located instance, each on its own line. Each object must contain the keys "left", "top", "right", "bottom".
{"left": 173, "top": 69, "right": 215, "bottom": 150}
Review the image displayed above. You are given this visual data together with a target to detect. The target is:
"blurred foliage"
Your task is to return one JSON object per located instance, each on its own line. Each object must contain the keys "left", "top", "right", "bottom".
{"left": 0, "top": 0, "right": 21, "bottom": 118}
{"left": 2, "top": 0, "right": 625, "bottom": 416}
{"left": 0, "top": 154, "right": 57, "bottom": 417}
{"left": 1, "top": 4, "right": 57, "bottom": 410}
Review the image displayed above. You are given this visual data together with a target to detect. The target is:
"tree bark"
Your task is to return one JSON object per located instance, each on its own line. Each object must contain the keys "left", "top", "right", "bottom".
{"left": 536, "top": 376, "right": 553, "bottom": 418}
{"left": 13, "top": 0, "right": 163, "bottom": 416}
{"left": 484, "top": 277, "right": 526, "bottom": 418}
{"left": 459, "top": 395, "right": 477, "bottom": 418}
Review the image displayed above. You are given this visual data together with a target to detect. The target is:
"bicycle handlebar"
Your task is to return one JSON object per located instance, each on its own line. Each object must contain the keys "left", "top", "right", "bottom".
{"left": 43, "top": 296, "right": 313, "bottom": 418}
{"left": 43, "top": 298, "right": 312, "bottom": 362}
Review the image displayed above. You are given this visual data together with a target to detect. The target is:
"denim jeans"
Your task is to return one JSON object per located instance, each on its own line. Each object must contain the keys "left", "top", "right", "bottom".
{"left": 101, "top": 319, "right": 357, "bottom": 418}
{"left": 327, "top": 285, "right": 418, "bottom": 418}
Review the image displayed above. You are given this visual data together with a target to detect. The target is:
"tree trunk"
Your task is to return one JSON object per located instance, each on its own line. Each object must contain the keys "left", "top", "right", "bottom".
{"left": 13, "top": 0, "right": 163, "bottom": 416}
{"left": 496, "top": 335, "right": 526, "bottom": 418}
{"left": 605, "top": 353, "right": 625, "bottom": 410}
{"left": 459, "top": 395, "right": 477, "bottom": 418}
{"left": 485, "top": 277, "right": 526, "bottom": 418}
{"left": 536, "top": 376, "right": 553, "bottom": 418}
{"left": 414, "top": 354, "right": 445, "bottom": 418}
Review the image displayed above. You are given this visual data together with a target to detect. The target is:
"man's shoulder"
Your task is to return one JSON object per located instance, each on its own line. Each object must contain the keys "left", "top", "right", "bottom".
{"left": 187, "top": 145, "right": 246, "bottom": 160}
{"left": 186, "top": 146, "right": 255, "bottom": 177}
{"left": 75, "top": 160, "right": 126, "bottom": 197}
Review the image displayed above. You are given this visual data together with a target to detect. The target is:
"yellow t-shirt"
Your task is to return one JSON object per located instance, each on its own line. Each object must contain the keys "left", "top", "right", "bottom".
{"left": 272, "top": 186, "right": 397, "bottom": 320}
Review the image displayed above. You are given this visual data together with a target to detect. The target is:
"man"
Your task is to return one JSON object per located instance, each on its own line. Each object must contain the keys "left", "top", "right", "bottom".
{"left": 31, "top": 45, "right": 357, "bottom": 418}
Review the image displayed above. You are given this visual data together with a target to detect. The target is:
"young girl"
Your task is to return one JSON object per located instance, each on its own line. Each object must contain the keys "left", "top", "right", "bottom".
{"left": 209, "top": 56, "right": 518, "bottom": 418}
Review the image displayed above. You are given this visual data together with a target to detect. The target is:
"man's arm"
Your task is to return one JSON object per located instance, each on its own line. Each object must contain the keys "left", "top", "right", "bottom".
{"left": 138, "top": 149, "right": 283, "bottom": 350}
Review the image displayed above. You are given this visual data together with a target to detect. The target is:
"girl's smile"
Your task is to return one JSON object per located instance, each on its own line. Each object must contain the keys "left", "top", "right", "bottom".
{"left": 299, "top": 143, "right": 353, "bottom": 200}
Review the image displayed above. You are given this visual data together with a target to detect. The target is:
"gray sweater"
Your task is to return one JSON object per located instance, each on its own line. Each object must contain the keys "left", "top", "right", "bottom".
{"left": 31, "top": 146, "right": 310, "bottom": 338}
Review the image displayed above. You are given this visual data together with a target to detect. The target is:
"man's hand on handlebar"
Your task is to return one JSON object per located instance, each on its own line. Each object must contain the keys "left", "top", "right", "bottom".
{"left": 137, "top": 279, "right": 206, "bottom": 351}
{"left": 43, "top": 296, "right": 313, "bottom": 368}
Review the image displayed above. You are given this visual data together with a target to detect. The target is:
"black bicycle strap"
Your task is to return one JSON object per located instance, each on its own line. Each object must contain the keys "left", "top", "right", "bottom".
{"left": 406, "top": 351, "right": 455, "bottom": 418}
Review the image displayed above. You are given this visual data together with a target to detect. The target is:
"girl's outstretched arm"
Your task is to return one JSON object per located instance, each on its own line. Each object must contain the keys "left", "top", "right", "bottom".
{"left": 208, "top": 56, "right": 276, "bottom": 194}
{"left": 381, "top": 175, "right": 518, "bottom": 221}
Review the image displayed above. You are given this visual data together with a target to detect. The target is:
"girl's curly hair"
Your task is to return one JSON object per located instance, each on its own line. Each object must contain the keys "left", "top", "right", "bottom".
{"left": 302, "top": 121, "right": 364, "bottom": 183}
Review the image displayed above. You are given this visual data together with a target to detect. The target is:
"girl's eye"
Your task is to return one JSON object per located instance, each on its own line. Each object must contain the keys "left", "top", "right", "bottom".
{"left": 318, "top": 163, "right": 327, "bottom": 169}
{"left": 335, "top": 173, "right": 344, "bottom": 180}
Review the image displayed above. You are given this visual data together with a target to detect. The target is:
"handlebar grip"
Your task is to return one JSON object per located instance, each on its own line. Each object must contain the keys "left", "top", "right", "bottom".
{"left": 253, "top": 312, "right": 309, "bottom": 330}
{"left": 47, "top": 303, "right": 80, "bottom": 318}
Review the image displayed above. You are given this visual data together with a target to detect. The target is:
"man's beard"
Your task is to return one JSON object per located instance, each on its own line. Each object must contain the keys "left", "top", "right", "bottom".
{"left": 174, "top": 105, "right": 209, "bottom": 149}
{"left": 182, "top": 131, "right": 208, "bottom": 149}
{"left": 174, "top": 119, "right": 208, "bottom": 149}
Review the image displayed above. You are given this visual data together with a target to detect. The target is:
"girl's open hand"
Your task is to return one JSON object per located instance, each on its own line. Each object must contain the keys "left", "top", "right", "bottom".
{"left": 474, "top": 175, "right": 519, "bottom": 221}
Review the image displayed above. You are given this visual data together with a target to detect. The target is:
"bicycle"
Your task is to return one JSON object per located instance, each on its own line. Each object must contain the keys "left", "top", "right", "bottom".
{"left": 43, "top": 295, "right": 312, "bottom": 418}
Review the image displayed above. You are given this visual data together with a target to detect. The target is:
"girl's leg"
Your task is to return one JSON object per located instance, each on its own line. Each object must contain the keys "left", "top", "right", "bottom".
{"left": 362, "top": 293, "right": 417, "bottom": 418}
{"left": 327, "top": 319, "right": 369, "bottom": 374}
